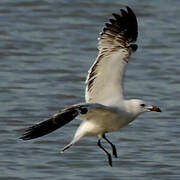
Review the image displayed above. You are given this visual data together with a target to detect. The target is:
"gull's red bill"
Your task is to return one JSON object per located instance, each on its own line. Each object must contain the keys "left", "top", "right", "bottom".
{"left": 148, "top": 106, "right": 162, "bottom": 112}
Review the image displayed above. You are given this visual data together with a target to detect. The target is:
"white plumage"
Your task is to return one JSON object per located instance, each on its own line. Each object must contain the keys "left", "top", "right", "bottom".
{"left": 21, "top": 7, "right": 161, "bottom": 166}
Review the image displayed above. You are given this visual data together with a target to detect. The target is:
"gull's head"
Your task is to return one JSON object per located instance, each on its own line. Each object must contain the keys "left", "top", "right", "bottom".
{"left": 125, "top": 99, "right": 161, "bottom": 116}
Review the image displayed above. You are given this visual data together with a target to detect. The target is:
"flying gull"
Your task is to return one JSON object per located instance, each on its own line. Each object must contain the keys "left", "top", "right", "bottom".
{"left": 20, "top": 7, "right": 161, "bottom": 166}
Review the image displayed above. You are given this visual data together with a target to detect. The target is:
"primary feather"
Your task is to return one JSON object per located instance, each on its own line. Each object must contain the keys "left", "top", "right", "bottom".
{"left": 20, "top": 104, "right": 89, "bottom": 140}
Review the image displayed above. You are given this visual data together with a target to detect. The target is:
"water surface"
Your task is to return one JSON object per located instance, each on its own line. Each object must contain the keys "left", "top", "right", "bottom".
{"left": 0, "top": 0, "right": 180, "bottom": 179}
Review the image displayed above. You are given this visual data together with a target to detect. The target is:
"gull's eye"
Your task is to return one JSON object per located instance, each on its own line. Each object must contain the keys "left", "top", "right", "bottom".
{"left": 140, "top": 104, "right": 145, "bottom": 107}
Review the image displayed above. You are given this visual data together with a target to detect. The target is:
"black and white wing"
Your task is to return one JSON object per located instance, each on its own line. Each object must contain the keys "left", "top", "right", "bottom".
{"left": 20, "top": 103, "right": 111, "bottom": 140}
{"left": 85, "top": 7, "right": 138, "bottom": 104}
{"left": 20, "top": 104, "right": 89, "bottom": 140}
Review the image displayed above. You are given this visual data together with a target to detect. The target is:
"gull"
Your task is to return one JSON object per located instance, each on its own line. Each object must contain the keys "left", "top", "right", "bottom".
{"left": 20, "top": 7, "right": 161, "bottom": 166}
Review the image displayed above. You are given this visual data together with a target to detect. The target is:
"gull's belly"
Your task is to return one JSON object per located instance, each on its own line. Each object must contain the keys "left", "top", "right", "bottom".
{"left": 97, "top": 115, "right": 129, "bottom": 132}
{"left": 89, "top": 112, "right": 133, "bottom": 134}
{"left": 78, "top": 106, "right": 134, "bottom": 136}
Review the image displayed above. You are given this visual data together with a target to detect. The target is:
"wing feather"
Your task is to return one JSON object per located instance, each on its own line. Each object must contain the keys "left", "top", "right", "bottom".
{"left": 20, "top": 104, "right": 89, "bottom": 140}
{"left": 20, "top": 103, "right": 111, "bottom": 140}
{"left": 85, "top": 7, "right": 138, "bottom": 105}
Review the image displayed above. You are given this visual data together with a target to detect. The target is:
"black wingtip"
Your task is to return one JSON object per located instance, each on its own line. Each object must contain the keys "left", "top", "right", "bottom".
{"left": 107, "top": 6, "right": 138, "bottom": 43}
{"left": 20, "top": 125, "right": 45, "bottom": 140}
{"left": 126, "top": 6, "right": 132, "bottom": 12}
{"left": 20, "top": 104, "right": 89, "bottom": 141}
{"left": 20, "top": 107, "right": 79, "bottom": 141}
{"left": 20, "top": 127, "right": 37, "bottom": 140}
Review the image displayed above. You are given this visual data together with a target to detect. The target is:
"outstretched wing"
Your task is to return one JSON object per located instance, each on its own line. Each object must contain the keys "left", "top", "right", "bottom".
{"left": 20, "top": 103, "right": 109, "bottom": 140}
{"left": 85, "top": 7, "right": 138, "bottom": 105}
{"left": 20, "top": 104, "right": 89, "bottom": 140}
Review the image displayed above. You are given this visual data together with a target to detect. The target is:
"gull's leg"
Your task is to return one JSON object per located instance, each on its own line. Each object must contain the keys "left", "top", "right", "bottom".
{"left": 97, "top": 139, "right": 112, "bottom": 167}
{"left": 102, "top": 134, "right": 118, "bottom": 158}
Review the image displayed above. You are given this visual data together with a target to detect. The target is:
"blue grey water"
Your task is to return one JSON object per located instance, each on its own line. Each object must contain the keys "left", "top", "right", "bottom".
{"left": 0, "top": 0, "right": 180, "bottom": 179}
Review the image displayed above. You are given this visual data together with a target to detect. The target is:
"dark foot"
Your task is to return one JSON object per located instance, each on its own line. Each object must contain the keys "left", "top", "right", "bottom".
{"left": 112, "top": 144, "right": 118, "bottom": 158}
{"left": 102, "top": 134, "right": 118, "bottom": 158}
{"left": 97, "top": 139, "right": 113, "bottom": 167}
{"left": 107, "top": 152, "right": 112, "bottom": 166}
